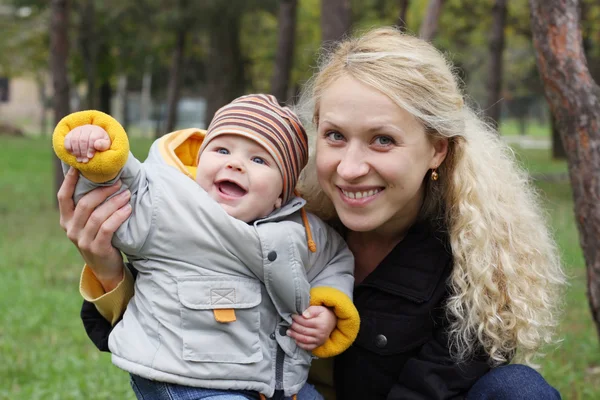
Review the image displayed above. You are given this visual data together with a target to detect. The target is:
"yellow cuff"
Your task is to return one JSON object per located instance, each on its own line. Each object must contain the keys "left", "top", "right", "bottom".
{"left": 80, "top": 264, "right": 135, "bottom": 326}
{"left": 309, "top": 286, "right": 360, "bottom": 358}
{"left": 52, "top": 110, "right": 130, "bottom": 183}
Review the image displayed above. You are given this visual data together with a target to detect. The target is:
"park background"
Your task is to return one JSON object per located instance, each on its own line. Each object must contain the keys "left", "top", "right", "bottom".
{"left": 1, "top": 0, "right": 599, "bottom": 399}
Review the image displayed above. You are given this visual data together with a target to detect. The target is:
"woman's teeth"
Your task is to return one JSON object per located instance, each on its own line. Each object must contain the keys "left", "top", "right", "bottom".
{"left": 341, "top": 189, "right": 381, "bottom": 199}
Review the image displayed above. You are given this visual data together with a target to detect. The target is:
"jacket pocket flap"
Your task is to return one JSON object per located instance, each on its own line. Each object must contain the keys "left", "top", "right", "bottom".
{"left": 177, "top": 276, "right": 262, "bottom": 310}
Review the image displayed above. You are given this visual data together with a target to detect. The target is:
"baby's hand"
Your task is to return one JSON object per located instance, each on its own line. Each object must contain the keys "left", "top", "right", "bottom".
{"left": 64, "top": 124, "right": 111, "bottom": 163}
{"left": 288, "top": 305, "right": 337, "bottom": 351}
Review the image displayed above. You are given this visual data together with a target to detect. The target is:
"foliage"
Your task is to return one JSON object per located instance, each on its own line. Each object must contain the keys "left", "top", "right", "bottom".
{"left": 0, "top": 2, "right": 48, "bottom": 78}
{"left": 2, "top": 0, "right": 599, "bottom": 121}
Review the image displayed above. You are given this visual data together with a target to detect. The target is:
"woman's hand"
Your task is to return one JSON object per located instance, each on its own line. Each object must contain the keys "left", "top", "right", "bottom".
{"left": 57, "top": 167, "right": 132, "bottom": 292}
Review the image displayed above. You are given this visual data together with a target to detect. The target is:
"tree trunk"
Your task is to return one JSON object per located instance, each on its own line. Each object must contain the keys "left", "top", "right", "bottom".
{"left": 321, "top": 0, "right": 352, "bottom": 43}
{"left": 530, "top": 0, "right": 600, "bottom": 338}
{"left": 36, "top": 73, "right": 47, "bottom": 136}
{"left": 50, "top": 0, "right": 71, "bottom": 199}
{"left": 116, "top": 74, "right": 128, "bottom": 131}
{"left": 271, "top": 0, "right": 298, "bottom": 104}
{"left": 140, "top": 57, "right": 153, "bottom": 137}
{"left": 518, "top": 116, "right": 527, "bottom": 136}
{"left": 164, "top": 28, "right": 187, "bottom": 135}
{"left": 205, "top": 9, "right": 245, "bottom": 127}
{"left": 79, "top": 0, "right": 96, "bottom": 110}
{"left": 551, "top": 114, "right": 567, "bottom": 159}
{"left": 397, "top": 0, "right": 410, "bottom": 32}
{"left": 99, "top": 80, "right": 111, "bottom": 114}
{"left": 419, "top": 0, "right": 446, "bottom": 41}
{"left": 485, "top": 0, "right": 507, "bottom": 130}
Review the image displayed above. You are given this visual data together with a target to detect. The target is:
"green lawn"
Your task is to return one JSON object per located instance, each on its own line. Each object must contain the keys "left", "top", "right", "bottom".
{"left": 0, "top": 135, "right": 597, "bottom": 399}
{"left": 499, "top": 118, "right": 551, "bottom": 137}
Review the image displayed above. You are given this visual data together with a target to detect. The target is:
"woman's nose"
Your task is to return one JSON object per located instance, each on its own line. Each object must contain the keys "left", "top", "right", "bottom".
{"left": 337, "top": 145, "right": 369, "bottom": 180}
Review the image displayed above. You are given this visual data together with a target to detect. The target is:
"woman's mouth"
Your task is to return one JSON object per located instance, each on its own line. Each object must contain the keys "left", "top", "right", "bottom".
{"left": 338, "top": 187, "right": 383, "bottom": 204}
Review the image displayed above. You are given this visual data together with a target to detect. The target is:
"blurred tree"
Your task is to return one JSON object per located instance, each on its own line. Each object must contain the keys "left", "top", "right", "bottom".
{"left": 530, "top": 0, "right": 600, "bottom": 337}
{"left": 581, "top": 0, "right": 600, "bottom": 84}
{"left": 419, "top": 0, "right": 445, "bottom": 41}
{"left": 321, "top": 0, "right": 352, "bottom": 43}
{"left": 0, "top": 2, "right": 50, "bottom": 135}
{"left": 164, "top": 0, "right": 194, "bottom": 134}
{"left": 485, "top": 0, "right": 507, "bottom": 130}
{"left": 271, "top": 0, "right": 298, "bottom": 103}
{"left": 50, "top": 0, "right": 70, "bottom": 198}
{"left": 78, "top": 0, "right": 98, "bottom": 110}
{"left": 205, "top": 2, "right": 246, "bottom": 126}
{"left": 397, "top": 0, "right": 410, "bottom": 31}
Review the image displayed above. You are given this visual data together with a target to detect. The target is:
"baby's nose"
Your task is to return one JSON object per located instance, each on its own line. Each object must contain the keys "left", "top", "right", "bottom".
{"left": 226, "top": 161, "right": 244, "bottom": 172}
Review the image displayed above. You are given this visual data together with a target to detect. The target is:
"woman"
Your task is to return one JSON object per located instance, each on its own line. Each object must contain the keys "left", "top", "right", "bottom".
{"left": 59, "top": 27, "right": 564, "bottom": 399}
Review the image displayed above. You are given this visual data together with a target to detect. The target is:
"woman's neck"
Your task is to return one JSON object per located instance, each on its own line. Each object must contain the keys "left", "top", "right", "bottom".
{"left": 342, "top": 192, "right": 423, "bottom": 284}
{"left": 346, "top": 223, "right": 412, "bottom": 284}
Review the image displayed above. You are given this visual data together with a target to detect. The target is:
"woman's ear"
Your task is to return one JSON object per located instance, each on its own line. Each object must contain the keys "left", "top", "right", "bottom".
{"left": 431, "top": 138, "right": 449, "bottom": 168}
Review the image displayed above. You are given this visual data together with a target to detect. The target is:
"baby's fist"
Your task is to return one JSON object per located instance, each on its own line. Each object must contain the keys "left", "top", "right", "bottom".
{"left": 64, "top": 124, "right": 111, "bottom": 163}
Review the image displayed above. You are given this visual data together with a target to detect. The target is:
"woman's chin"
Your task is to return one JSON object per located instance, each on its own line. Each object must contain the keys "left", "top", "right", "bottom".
{"left": 337, "top": 212, "right": 382, "bottom": 233}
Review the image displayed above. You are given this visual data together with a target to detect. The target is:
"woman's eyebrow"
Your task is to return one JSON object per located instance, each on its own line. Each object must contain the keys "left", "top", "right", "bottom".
{"left": 319, "top": 119, "right": 341, "bottom": 129}
{"left": 367, "top": 124, "right": 406, "bottom": 135}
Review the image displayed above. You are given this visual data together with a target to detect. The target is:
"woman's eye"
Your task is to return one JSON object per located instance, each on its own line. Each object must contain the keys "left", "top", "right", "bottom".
{"left": 326, "top": 131, "right": 345, "bottom": 141}
{"left": 374, "top": 136, "right": 395, "bottom": 146}
{"left": 251, "top": 156, "right": 266, "bottom": 165}
{"left": 216, "top": 148, "right": 229, "bottom": 155}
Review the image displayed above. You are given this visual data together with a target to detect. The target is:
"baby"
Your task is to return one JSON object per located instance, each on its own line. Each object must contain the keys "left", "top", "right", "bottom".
{"left": 53, "top": 94, "right": 359, "bottom": 400}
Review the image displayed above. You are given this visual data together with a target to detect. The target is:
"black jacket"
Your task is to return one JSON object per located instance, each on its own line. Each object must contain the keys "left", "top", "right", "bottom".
{"left": 334, "top": 221, "right": 490, "bottom": 400}
{"left": 80, "top": 222, "right": 490, "bottom": 399}
{"left": 80, "top": 266, "right": 138, "bottom": 352}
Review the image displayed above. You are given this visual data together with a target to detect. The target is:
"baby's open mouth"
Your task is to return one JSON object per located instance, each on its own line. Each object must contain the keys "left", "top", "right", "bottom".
{"left": 217, "top": 181, "right": 247, "bottom": 197}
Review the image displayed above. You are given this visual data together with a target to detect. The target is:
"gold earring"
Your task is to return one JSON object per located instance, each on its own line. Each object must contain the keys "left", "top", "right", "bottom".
{"left": 431, "top": 169, "right": 439, "bottom": 181}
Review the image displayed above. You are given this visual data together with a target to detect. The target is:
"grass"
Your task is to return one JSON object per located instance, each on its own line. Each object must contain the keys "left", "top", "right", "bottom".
{"left": 499, "top": 118, "right": 551, "bottom": 137}
{"left": 0, "top": 135, "right": 597, "bottom": 399}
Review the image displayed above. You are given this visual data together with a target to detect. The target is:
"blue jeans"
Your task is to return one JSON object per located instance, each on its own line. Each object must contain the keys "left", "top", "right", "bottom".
{"left": 467, "top": 364, "right": 561, "bottom": 399}
{"left": 130, "top": 374, "right": 323, "bottom": 400}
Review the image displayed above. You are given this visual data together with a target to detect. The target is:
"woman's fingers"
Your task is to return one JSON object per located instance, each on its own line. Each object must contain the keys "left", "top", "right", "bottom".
{"left": 67, "top": 182, "right": 122, "bottom": 243}
{"left": 93, "top": 196, "right": 132, "bottom": 246}
{"left": 57, "top": 168, "right": 78, "bottom": 231}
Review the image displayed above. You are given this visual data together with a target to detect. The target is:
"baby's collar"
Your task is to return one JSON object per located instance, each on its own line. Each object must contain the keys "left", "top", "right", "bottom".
{"left": 253, "top": 195, "right": 307, "bottom": 224}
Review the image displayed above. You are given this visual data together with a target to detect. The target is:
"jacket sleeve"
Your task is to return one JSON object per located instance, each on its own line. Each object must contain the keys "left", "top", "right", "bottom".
{"left": 80, "top": 263, "right": 136, "bottom": 325}
{"left": 53, "top": 110, "right": 131, "bottom": 184}
{"left": 53, "top": 110, "right": 154, "bottom": 256}
{"left": 387, "top": 311, "right": 491, "bottom": 400}
{"left": 80, "top": 264, "right": 138, "bottom": 352}
{"left": 305, "top": 214, "right": 360, "bottom": 359}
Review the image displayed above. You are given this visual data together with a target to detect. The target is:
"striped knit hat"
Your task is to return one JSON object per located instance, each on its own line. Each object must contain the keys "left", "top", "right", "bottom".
{"left": 199, "top": 94, "right": 309, "bottom": 205}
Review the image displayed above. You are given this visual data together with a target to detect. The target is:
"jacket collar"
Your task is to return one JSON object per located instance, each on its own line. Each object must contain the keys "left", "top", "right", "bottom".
{"left": 253, "top": 196, "right": 307, "bottom": 225}
{"left": 358, "top": 220, "right": 453, "bottom": 303}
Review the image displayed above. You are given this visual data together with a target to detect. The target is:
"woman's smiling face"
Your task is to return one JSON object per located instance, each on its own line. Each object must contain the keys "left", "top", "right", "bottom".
{"left": 315, "top": 75, "right": 447, "bottom": 235}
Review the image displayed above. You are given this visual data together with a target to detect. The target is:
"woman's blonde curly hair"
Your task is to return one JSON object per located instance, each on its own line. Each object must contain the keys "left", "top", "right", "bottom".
{"left": 296, "top": 26, "right": 566, "bottom": 366}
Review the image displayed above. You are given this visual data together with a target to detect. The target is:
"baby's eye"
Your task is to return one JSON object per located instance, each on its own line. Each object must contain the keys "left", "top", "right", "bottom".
{"left": 374, "top": 136, "right": 395, "bottom": 146}
{"left": 216, "top": 148, "right": 229, "bottom": 155}
{"left": 251, "top": 156, "right": 266, "bottom": 165}
{"left": 326, "top": 131, "right": 345, "bottom": 141}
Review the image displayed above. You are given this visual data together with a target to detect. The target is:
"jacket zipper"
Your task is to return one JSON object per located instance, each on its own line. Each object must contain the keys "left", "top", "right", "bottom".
{"left": 275, "top": 346, "right": 285, "bottom": 390}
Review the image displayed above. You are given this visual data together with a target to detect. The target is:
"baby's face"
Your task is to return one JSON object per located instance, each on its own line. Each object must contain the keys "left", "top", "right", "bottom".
{"left": 196, "top": 135, "right": 283, "bottom": 223}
